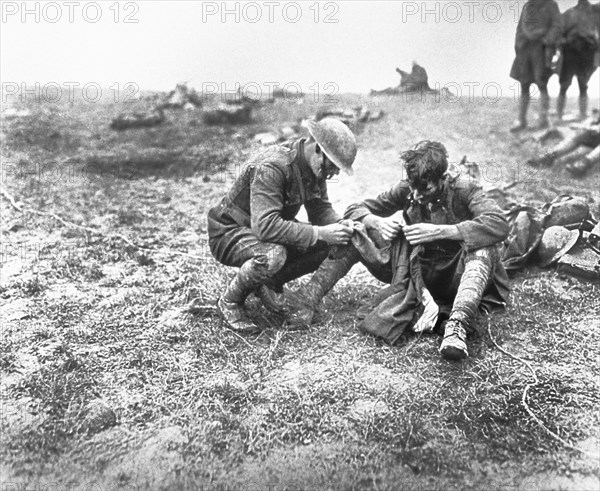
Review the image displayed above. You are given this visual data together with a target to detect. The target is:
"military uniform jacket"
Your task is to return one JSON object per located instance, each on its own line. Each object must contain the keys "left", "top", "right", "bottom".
{"left": 344, "top": 175, "right": 511, "bottom": 307}
{"left": 561, "top": 1, "right": 600, "bottom": 48}
{"left": 514, "top": 0, "right": 562, "bottom": 51}
{"left": 208, "top": 139, "right": 340, "bottom": 250}
{"left": 344, "top": 176, "right": 511, "bottom": 344}
{"left": 344, "top": 176, "right": 509, "bottom": 253}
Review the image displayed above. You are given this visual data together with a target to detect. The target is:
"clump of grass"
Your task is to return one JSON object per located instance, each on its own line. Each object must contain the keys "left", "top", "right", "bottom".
{"left": 6, "top": 357, "right": 99, "bottom": 460}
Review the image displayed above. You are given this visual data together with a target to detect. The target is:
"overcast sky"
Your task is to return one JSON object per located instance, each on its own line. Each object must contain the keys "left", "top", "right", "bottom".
{"left": 1, "top": 0, "right": 598, "bottom": 100}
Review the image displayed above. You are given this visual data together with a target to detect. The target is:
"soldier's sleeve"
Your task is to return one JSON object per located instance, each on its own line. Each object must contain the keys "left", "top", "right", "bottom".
{"left": 250, "top": 163, "right": 318, "bottom": 249}
{"left": 305, "top": 180, "right": 341, "bottom": 226}
{"left": 455, "top": 184, "right": 509, "bottom": 251}
{"left": 344, "top": 182, "right": 409, "bottom": 221}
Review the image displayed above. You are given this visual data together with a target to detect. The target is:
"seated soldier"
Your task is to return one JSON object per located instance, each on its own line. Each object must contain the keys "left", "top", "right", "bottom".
{"left": 207, "top": 118, "right": 357, "bottom": 334}
{"left": 527, "top": 114, "right": 599, "bottom": 175}
{"left": 290, "top": 141, "right": 510, "bottom": 361}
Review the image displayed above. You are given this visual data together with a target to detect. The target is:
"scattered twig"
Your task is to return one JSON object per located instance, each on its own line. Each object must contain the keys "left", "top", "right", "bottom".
{"left": 487, "top": 319, "right": 597, "bottom": 459}
{"left": 1, "top": 186, "right": 23, "bottom": 212}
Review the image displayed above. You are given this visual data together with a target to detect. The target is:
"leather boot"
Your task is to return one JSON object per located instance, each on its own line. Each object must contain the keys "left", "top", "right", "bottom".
{"left": 579, "top": 95, "right": 588, "bottom": 121}
{"left": 256, "top": 284, "right": 287, "bottom": 314}
{"left": 218, "top": 257, "right": 268, "bottom": 334}
{"left": 439, "top": 247, "right": 495, "bottom": 360}
{"left": 257, "top": 244, "right": 329, "bottom": 315}
{"left": 286, "top": 246, "right": 360, "bottom": 329}
{"left": 510, "top": 96, "right": 529, "bottom": 133}
{"left": 556, "top": 92, "right": 566, "bottom": 122}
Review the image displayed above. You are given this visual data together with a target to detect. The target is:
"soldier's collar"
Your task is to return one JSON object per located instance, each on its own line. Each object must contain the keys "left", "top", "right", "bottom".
{"left": 295, "top": 138, "right": 317, "bottom": 181}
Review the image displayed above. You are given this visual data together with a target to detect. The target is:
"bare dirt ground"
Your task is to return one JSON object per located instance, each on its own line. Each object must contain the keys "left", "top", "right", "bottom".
{"left": 1, "top": 93, "right": 599, "bottom": 490}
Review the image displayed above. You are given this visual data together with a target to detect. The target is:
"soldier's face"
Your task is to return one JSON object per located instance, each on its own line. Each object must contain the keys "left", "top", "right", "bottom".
{"left": 316, "top": 145, "right": 340, "bottom": 180}
{"left": 409, "top": 179, "right": 443, "bottom": 205}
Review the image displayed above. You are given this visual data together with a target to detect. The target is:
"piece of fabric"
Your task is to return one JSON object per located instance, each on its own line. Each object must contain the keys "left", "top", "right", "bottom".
{"left": 510, "top": 0, "right": 562, "bottom": 85}
{"left": 347, "top": 176, "right": 510, "bottom": 345}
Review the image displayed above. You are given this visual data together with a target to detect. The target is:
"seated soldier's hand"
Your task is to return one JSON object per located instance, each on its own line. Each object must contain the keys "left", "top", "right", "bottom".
{"left": 338, "top": 219, "right": 356, "bottom": 229}
{"left": 317, "top": 223, "right": 354, "bottom": 245}
{"left": 403, "top": 223, "right": 443, "bottom": 245}
{"left": 363, "top": 215, "right": 403, "bottom": 241}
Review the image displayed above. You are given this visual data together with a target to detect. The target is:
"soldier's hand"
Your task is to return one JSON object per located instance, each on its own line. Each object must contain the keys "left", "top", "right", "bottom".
{"left": 317, "top": 223, "right": 354, "bottom": 245}
{"left": 404, "top": 224, "right": 462, "bottom": 244}
{"left": 364, "top": 215, "right": 403, "bottom": 241}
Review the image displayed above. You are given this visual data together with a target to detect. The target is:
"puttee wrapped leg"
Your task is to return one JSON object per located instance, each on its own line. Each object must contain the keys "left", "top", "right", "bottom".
{"left": 440, "top": 246, "right": 497, "bottom": 360}
{"left": 286, "top": 245, "right": 360, "bottom": 329}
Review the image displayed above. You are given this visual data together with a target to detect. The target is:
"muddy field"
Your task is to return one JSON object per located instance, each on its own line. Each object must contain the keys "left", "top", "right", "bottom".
{"left": 1, "top": 93, "right": 599, "bottom": 490}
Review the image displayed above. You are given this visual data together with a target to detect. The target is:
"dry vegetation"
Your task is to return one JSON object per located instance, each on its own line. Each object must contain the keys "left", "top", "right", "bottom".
{"left": 1, "top": 92, "right": 599, "bottom": 490}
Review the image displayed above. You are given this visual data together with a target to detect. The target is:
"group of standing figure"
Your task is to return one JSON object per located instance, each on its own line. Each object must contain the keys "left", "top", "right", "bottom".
{"left": 510, "top": 0, "right": 600, "bottom": 130}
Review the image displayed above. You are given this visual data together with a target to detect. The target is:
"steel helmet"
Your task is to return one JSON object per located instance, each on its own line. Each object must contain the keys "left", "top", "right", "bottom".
{"left": 307, "top": 118, "right": 357, "bottom": 176}
{"left": 537, "top": 226, "right": 580, "bottom": 267}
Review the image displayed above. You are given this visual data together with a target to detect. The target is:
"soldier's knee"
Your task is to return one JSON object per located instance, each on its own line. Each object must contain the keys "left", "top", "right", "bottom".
{"left": 263, "top": 244, "right": 287, "bottom": 274}
{"left": 465, "top": 245, "right": 499, "bottom": 266}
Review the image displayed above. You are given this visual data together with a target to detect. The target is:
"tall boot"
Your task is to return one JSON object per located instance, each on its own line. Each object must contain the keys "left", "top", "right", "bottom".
{"left": 579, "top": 94, "right": 588, "bottom": 121}
{"left": 510, "top": 95, "right": 529, "bottom": 133}
{"left": 538, "top": 91, "right": 550, "bottom": 129}
{"left": 556, "top": 92, "right": 566, "bottom": 122}
{"left": 286, "top": 246, "right": 360, "bottom": 329}
{"left": 218, "top": 257, "right": 268, "bottom": 333}
{"left": 257, "top": 244, "right": 329, "bottom": 315}
{"left": 439, "top": 247, "right": 495, "bottom": 360}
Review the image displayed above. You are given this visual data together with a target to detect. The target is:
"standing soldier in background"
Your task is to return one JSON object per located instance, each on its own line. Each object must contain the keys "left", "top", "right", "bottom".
{"left": 510, "top": 0, "right": 562, "bottom": 133}
{"left": 556, "top": 0, "right": 600, "bottom": 121}
{"left": 207, "top": 119, "right": 357, "bottom": 334}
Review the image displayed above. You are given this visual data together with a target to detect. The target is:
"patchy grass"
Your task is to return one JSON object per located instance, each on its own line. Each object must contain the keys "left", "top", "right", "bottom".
{"left": 0, "top": 94, "right": 599, "bottom": 489}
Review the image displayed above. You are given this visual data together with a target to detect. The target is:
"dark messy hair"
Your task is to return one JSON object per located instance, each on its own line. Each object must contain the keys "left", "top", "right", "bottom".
{"left": 400, "top": 140, "right": 448, "bottom": 189}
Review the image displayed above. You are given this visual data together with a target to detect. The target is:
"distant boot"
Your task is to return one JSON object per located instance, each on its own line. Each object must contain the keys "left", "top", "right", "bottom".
{"left": 578, "top": 95, "right": 588, "bottom": 121}
{"left": 218, "top": 257, "right": 268, "bottom": 334}
{"left": 538, "top": 92, "right": 550, "bottom": 129}
{"left": 510, "top": 97, "right": 529, "bottom": 133}
{"left": 439, "top": 247, "right": 495, "bottom": 360}
{"left": 286, "top": 246, "right": 360, "bottom": 329}
{"left": 556, "top": 93, "right": 566, "bottom": 122}
{"left": 566, "top": 156, "right": 594, "bottom": 177}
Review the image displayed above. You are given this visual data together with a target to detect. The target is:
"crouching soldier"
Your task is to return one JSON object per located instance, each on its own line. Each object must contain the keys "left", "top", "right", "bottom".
{"left": 207, "top": 118, "right": 357, "bottom": 334}
{"left": 291, "top": 141, "right": 510, "bottom": 361}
